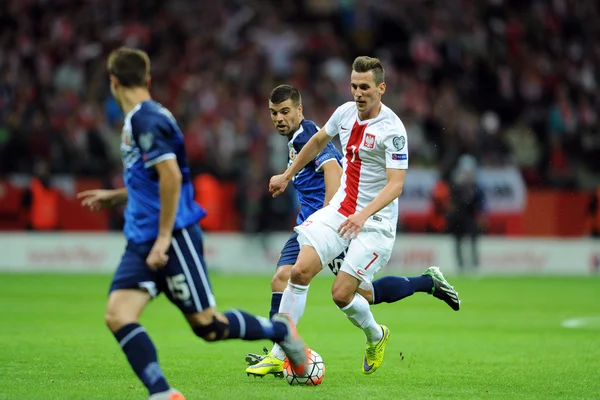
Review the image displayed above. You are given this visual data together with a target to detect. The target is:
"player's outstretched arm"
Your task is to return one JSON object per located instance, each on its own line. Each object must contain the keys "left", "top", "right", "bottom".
{"left": 77, "top": 188, "right": 128, "bottom": 212}
{"left": 321, "top": 160, "right": 342, "bottom": 207}
{"left": 270, "top": 128, "right": 333, "bottom": 197}
{"left": 338, "top": 169, "right": 406, "bottom": 239}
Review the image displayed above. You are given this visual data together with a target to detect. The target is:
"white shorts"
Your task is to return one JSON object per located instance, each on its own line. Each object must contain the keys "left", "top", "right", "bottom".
{"left": 294, "top": 206, "right": 396, "bottom": 287}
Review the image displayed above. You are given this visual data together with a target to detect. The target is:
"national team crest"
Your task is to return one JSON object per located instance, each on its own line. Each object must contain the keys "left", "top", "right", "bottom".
{"left": 289, "top": 147, "right": 297, "bottom": 161}
{"left": 393, "top": 136, "right": 405, "bottom": 151}
{"left": 139, "top": 132, "right": 154, "bottom": 151}
{"left": 364, "top": 133, "right": 376, "bottom": 149}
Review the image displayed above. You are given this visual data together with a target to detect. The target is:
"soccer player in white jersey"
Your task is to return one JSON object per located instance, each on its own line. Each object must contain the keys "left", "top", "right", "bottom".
{"left": 246, "top": 84, "right": 460, "bottom": 378}
{"left": 270, "top": 56, "right": 437, "bottom": 374}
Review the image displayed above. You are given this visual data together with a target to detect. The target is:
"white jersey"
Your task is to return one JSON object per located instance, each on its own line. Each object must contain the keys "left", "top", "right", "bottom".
{"left": 324, "top": 101, "right": 408, "bottom": 224}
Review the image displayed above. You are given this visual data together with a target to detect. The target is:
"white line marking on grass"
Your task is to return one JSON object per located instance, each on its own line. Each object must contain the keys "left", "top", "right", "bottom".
{"left": 562, "top": 317, "right": 600, "bottom": 329}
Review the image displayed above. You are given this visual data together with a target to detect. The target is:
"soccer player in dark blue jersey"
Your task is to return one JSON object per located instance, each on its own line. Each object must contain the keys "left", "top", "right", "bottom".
{"left": 77, "top": 48, "right": 309, "bottom": 400}
{"left": 243, "top": 85, "right": 344, "bottom": 377}
{"left": 244, "top": 85, "right": 461, "bottom": 378}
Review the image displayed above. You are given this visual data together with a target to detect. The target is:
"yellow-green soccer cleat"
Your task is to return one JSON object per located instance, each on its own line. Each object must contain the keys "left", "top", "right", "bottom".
{"left": 245, "top": 346, "right": 269, "bottom": 367}
{"left": 363, "top": 325, "right": 390, "bottom": 374}
{"left": 245, "top": 354, "right": 284, "bottom": 378}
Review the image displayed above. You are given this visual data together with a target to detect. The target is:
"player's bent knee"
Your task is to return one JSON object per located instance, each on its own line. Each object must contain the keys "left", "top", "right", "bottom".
{"left": 290, "top": 266, "right": 314, "bottom": 285}
{"left": 331, "top": 285, "right": 354, "bottom": 308}
{"left": 104, "top": 311, "right": 119, "bottom": 332}
{"left": 332, "top": 292, "right": 354, "bottom": 308}
{"left": 192, "top": 316, "right": 229, "bottom": 342}
{"left": 272, "top": 265, "right": 291, "bottom": 291}
{"left": 104, "top": 309, "right": 135, "bottom": 333}
{"left": 105, "top": 289, "right": 150, "bottom": 332}
{"left": 290, "top": 256, "right": 321, "bottom": 285}
{"left": 331, "top": 271, "right": 362, "bottom": 307}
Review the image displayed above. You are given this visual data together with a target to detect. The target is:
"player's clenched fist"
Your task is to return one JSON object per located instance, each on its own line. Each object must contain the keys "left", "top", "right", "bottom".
{"left": 77, "top": 189, "right": 116, "bottom": 212}
{"left": 269, "top": 174, "right": 290, "bottom": 197}
{"left": 146, "top": 235, "right": 171, "bottom": 270}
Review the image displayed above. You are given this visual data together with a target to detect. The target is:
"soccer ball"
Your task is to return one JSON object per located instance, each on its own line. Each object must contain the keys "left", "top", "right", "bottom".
{"left": 283, "top": 349, "right": 325, "bottom": 386}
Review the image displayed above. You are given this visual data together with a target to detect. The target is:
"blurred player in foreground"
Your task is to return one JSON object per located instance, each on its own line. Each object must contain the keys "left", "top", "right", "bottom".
{"left": 77, "top": 47, "right": 309, "bottom": 400}
{"left": 246, "top": 78, "right": 460, "bottom": 377}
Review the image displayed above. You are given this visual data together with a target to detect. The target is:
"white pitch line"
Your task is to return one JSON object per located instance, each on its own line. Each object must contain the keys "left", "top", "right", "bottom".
{"left": 561, "top": 316, "right": 600, "bottom": 329}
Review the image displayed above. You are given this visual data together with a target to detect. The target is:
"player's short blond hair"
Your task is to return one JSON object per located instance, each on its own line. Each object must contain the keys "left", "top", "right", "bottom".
{"left": 107, "top": 47, "right": 150, "bottom": 88}
{"left": 352, "top": 56, "right": 385, "bottom": 85}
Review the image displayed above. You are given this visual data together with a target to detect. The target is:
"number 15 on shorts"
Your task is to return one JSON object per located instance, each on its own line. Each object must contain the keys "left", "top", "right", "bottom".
{"left": 166, "top": 274, "right": 191, "bottom": 301}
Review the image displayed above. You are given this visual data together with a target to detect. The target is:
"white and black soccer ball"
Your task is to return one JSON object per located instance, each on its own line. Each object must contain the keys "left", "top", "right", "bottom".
{"left": 283, "top": 349, "right": 325, "bottom": 386}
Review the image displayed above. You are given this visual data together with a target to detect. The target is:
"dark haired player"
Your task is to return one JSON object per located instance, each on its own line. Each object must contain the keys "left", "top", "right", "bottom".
{"left": 77, "top": 48, "right": 309, "bottom": 400}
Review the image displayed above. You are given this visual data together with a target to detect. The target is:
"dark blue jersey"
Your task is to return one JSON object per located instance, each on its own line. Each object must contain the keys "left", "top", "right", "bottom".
{"left": 289, "top": 120, "right": 343, "bottom": 225}
{"left": 120, "top": 100, "right": 205, "bottom": 243}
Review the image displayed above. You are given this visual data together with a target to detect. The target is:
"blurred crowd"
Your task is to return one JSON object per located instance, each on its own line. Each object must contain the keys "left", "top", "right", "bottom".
{"left": 1, "top": 0, "right": 600, "bottom": 231}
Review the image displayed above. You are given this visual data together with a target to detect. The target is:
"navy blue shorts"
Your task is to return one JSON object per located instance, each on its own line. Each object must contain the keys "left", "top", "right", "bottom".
{"left": 110, "top": 224, "right": 216, "bottom": 314}
{"left": 277, "top": 232, "right": 302, "bottom": 267}
{"left": 277, "top": 231, "right": 345, "bottom": 275}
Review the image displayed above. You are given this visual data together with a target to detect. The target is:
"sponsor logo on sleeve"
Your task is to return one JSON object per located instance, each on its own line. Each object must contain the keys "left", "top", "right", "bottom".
{"left": 392, "top": 153, "right": 407, "bottom": 161}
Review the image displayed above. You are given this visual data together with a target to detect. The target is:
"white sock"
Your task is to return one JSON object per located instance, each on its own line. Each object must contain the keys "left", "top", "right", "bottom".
{"left": 271, "top": 343, "right": 286, "bottom": 360}
{"left": 278, "top": 280, "right": 310, "bottom": 324}
{"left": 340, "top": 293, "right": 383, "bottom": 343}
{"left": 271, "top": 281, "right": 309, "bottom": 361}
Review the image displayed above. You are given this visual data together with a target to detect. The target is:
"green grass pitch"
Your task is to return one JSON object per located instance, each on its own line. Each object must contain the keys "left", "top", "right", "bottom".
{"left": 0, "top": 273, "right": 599, "bottom": 399}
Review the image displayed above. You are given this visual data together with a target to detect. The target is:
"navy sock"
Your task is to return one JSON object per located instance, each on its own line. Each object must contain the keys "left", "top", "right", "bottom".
{"left": 113, "top": 323, "right": 170, "bottom": 395}
{"left": 269, "top": 292, "right": 283, "bottom": 319}
{"left": 409, "top": 275, "right": 434, "bottom": 293}
{"left": 372, "top": 275, "right": 433, "bottom": 305}
{"left": 224, "top": 310, "right": 287, "bottom": 342}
